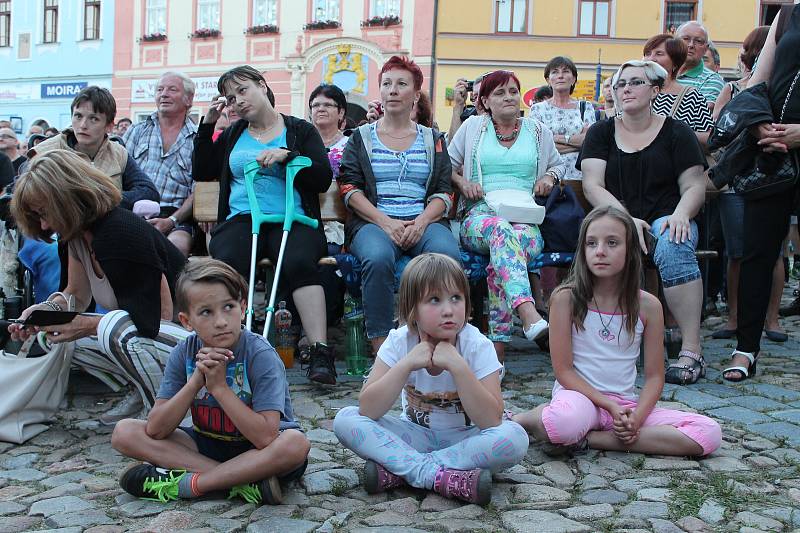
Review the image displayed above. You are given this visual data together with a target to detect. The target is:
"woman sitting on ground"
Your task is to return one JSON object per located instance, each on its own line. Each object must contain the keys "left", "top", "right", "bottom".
{"left": 8, "top": 149, "right": 189, "bottom": 424}
{"left": 579, "top": 60, "right": 707, "bottom": 386}
{"left": 338, "top": 55, "right": 461, "bottom": 355}
{"left": 448, "top": 69, "right": 565, "bottom": 363}
{"left": 193, "top": 65, "right": 337, "bottom": 386}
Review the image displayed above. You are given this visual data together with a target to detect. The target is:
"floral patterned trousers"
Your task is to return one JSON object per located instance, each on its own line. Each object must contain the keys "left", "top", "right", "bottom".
{"left": 460, "top": 207, "right": 544, "bottom": 342}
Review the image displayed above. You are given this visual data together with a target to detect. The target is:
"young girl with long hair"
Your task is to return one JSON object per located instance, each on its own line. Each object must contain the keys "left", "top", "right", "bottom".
{"left": 513, "top": 207, "right": 721, "bottom": 456}
{"left": 333, "top": 253, "right": 528, "bottom": 505}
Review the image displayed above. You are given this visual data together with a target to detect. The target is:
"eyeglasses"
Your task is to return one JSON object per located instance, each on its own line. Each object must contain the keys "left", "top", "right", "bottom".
{"left": 310, "top": 102, "right": 339, "bottom": 110}
{"left": 613, "top": 79, "right": 651, "bottom": 91}
{"left": 0, "top": 134, "right": 16, "bottom": 140}
{"left": 681, "top": 36, "right": 707, "bottom": 46}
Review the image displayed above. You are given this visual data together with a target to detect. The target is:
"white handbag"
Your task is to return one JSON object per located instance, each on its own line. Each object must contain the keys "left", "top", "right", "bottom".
{"left": 484, "top": 189, "right": 546, "bottom": 225}
{"left": 0, "top": 293, "right": 76, "bottom": 444}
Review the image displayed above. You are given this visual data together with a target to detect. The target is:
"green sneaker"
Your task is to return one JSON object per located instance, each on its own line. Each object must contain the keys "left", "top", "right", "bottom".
{"left": 119, "top": 464, "right": 187, "bottom": 503}
{"left": 791, "top": 263, "right": 800, "bottom": 280}
{"left": 228, "top": 476, "right": 282, "bottom": 505}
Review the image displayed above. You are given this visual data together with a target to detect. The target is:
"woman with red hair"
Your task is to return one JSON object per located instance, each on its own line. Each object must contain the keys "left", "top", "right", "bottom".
{"left": 338, "top": 56, "right": 461, "bottom": 353}
{"left": 448, "top": 70, "right": 566, "bottom": 362}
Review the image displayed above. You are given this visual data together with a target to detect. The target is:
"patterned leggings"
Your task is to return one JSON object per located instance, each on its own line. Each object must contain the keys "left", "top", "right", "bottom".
{"left": 333, "top": 406, "right": 529, "bottom": 489}
{"left": 461, "top": 212, "right": 544, "bottom": 342}
{"left": 74, "top": 310, "right": 191, "bottom": 408}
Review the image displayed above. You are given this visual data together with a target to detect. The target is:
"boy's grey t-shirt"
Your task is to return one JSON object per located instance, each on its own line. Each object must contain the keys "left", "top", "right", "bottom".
{"left": 157, "top": 328, "right": 300, "bottom": 441}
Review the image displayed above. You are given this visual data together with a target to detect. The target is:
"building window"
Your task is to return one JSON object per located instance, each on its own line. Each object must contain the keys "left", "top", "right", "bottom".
{"left": 495, "top": 0, "right": 527, "bottom": 32}
{"left": 197, "top": 0, "right": 220, "bottom": 30}
{"left": 0, "top": 1, "right": 10, "bottom": 47}
{"left": 84, "top": 0, "right": 100, "bottom": 40}
{"left": 664, "top": 0, "right": 697, "bottom": 33}
{"left": 579, "top": 0, "right": 610, "bottom": 36}
{"left": 313, "top": 0, "right": 339, "bottom": 22}
{"left": 369, "top": 0, "right": 399, "bottom": 18}
{"left": 146, "top": 0, "right": 166, "bottom": 35}
{"left": 760, "top": 0, "right": 792, "bottom": 25}
{"left": 43, "top": 0, "right": 58, "bottom": 43}
{"left": 253, "top": 0, "right": 277, "bottom": 26}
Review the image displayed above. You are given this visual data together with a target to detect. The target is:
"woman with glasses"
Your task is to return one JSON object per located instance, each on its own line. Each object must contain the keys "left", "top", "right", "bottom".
{"left": 338, "top": 56, "right": 461, "bottom": 354}
{"left": 579, "top": 60, "right": 707, "bottom": 385}
{"left": 448, "top": 70, "right": 565, "bottom": 362}
{"left": 530, "top": 56, "right": 596, "bottom": 181}
{"left": 309, "top": 84, "right": 349, "bottom": 179}
{"left": 193, "top": 65, "right": 338, "bottom": 386}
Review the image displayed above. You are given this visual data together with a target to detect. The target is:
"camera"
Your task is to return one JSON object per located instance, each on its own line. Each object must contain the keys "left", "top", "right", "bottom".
{"left": 465, "top": 81, "right": 474, "bottom": 93}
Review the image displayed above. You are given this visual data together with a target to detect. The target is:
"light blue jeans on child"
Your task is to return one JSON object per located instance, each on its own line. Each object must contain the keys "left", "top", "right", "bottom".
{"left": 333, "top": 405, "right": 529, "bottom": 489}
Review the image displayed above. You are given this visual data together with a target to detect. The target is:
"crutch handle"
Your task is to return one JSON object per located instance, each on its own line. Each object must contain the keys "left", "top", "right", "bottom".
{"left": 243, "top": 157, "right": 320, "bottom": 235}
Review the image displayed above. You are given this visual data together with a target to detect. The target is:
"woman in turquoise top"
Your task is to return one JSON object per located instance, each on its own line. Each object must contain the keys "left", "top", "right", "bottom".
{"left": 449, "top": 70, "right": 566, "bottom": 361}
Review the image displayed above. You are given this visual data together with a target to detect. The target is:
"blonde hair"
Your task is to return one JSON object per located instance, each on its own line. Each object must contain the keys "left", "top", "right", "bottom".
{"left": 397, "top": 253, "right": 470, "bottom": 334}
{"left": 610, "top": 60, "right": 668, "bottom": 108}
{"left": 11, "top": 149, "right": 121, "bottom": 242}
{"left": 175, "top": 257, "right": 248, "bottom": 313}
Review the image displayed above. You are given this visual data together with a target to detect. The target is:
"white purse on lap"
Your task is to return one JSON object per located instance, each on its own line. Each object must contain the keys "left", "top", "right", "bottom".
{"left": 484, "top": 189, "right": 546, "bottom": 225}
{"left": 0, "top": 293, "right": 76, "bottom": 444}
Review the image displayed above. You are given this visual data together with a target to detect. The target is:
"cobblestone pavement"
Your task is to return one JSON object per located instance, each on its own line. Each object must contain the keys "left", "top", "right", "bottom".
{"left": 2, "top": 292, "right": 800, "bottom": 532}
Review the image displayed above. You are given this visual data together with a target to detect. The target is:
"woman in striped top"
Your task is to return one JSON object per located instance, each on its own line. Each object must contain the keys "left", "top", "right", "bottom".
{"left": 338, "top": 56, "right": 461, "bottom": 354}
{"left": 643, "top": 34, "right": 714, "bottom": 144}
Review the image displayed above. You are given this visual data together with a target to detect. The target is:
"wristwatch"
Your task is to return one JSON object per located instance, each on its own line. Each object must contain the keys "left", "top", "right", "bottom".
{"left": 168, "top": 215, "right": 179, "bottom": 226}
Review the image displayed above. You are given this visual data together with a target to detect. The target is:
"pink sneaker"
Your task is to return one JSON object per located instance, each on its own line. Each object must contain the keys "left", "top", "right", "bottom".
{"left": 433, "top": 467, "right": 492, "bottom": 505}
{"left": 363, "top": 460, "right": 406, "bottom": 494}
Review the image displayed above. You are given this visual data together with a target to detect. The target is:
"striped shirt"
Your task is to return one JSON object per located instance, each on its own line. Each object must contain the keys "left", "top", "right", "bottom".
{"left": 122, "top": 112, "right": 197, "bottom": 208}
{"left": 677, "top": 62, "right": 725, "bottom": 103}
{"left": 370, "top": 123, "right": 430, "bottom": 219}
{"left": 652, "top": 89, "right": 714, "bottom": 132}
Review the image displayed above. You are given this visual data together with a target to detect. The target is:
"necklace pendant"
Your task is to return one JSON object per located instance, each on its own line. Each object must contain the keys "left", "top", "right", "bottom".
{"left": 599, "top": 327, "right": 610, "bottom": 338}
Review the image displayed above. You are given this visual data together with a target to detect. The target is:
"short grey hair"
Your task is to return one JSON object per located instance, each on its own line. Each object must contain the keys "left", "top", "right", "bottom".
{"left": 610, "top": 60, "right": 668, "bottom": 106}
{"left": 676, "top": 20, "right": 709, "bottom": 41}
{"left": 159, "top": 71, "right": 196, "bottom": 98}
{"left": 707, "top": 41, "right": 720, "bottom": 66}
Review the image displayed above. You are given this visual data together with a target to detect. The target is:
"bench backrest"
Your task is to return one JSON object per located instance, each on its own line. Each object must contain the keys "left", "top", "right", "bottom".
{"left": 193, "top": 181, "right": 347, "bottom": 224}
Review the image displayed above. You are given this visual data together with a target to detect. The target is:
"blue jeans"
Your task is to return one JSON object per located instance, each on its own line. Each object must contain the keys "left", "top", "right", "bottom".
{"left": 649, "top": 215, "right": 701, "bottom": 288}
{"left": 349, "top": 222, "right": 461, "bottom": 338}
{"left": 333, "top": 406, "right": 529, "bottom": 489}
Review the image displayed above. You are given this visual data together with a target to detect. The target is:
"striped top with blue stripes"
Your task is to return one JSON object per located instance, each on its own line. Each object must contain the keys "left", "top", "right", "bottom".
{"left": 370, "top": 123, "right": 430, "bottom": 219}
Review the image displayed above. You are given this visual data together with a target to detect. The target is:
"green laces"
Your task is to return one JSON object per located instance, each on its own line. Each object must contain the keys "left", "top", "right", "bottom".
{"left": 142, "top": 469, "right": 186, "bottom": 503}
{"left": 228, "top": 483, "right": 262, "bottom": 504}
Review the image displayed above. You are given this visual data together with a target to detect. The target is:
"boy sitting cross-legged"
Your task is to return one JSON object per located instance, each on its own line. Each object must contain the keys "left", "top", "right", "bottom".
{"left": 111, "top": 257, "right": 310, "bottom": 505}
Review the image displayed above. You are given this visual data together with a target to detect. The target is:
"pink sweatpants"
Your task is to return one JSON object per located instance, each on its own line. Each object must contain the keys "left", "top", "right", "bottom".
{"left": 541, "top": 389, "right": 722, "bottom": 456}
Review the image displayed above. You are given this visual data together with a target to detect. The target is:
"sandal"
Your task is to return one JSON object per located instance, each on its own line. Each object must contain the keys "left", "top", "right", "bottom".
{"left": 722, "top": 350, "right": 758, "bottom": 382}
{"left": 541, "top": 437, "right": 589, "bottom": 457}
{"left": 665, "top": 350, "right": 705, "bottom": 385}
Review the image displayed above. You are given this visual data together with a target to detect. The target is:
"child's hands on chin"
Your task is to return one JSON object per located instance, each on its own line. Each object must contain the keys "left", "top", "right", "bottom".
{"left": 405, "top": 338, "right": 434, "bottom": 371}
{"left": 431, "top": 341, "right": 462, "bottom": 373}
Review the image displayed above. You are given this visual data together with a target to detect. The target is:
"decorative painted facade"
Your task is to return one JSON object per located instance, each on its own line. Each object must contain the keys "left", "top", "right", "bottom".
{"left": 112, "top": 0, "right": 435, "bottom": 124}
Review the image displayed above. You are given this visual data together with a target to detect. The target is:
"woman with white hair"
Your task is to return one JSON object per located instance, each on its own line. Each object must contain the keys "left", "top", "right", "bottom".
{"left": 579, "top": 60, "right": 708, "bottom": 385}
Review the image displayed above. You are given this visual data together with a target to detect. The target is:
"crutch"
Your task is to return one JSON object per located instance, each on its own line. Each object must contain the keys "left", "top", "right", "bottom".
{"left": 243, "top": 156, "right": 318, "bottom": 338}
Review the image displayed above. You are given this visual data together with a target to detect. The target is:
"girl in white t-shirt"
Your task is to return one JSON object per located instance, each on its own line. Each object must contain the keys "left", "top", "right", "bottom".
{"left": 513, "top": 207, "right": 721, "bottom": 456}
{"left": 333, "top": 253, "right": 528, "bottom": 505}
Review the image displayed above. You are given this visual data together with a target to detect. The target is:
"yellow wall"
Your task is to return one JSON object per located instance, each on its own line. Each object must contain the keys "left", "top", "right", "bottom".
{"left": 433, "top": 0, "right": 760, "bottom": 122}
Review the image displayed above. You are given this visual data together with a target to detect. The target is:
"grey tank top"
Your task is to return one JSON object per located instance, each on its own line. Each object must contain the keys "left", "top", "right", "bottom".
{"left": 68, "top": 238, "right": 119, "bottom": 311}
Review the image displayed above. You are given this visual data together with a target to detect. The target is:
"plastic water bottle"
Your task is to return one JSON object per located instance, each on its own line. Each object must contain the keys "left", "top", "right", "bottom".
{"left": 343, "top": 293, "right": 369, "bottom": 375}
{"left": 274, "top": 301, "right": 294, "bottom": 369}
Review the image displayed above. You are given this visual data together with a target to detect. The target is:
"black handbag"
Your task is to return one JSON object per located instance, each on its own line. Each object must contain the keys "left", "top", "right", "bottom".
{"left": 732, "top": 67, "right": 800, "bottom": 199}
{"left": 535, "top": 183, "right": 585, "bottom": 253}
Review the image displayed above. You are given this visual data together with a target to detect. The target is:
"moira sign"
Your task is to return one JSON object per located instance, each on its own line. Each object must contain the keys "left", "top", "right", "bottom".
{"left": 40, "top": 82, "right": 89, "bottom": 99}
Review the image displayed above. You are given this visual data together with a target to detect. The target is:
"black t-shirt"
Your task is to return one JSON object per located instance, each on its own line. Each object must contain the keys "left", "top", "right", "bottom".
{"left": 0, "top": 152, "right": 13, "bottom": 191}
{"left": 770, "top": 4, "right": 800, "bottom": 123}
{"left": 577, "top": 117, "right": 706, "bottom": 223}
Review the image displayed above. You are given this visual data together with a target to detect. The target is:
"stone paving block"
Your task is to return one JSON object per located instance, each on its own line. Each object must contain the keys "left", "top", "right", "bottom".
{"left": 501, "top": 510, "right": 591, "bottom": 533}
{"left": 760, "top": 506, "right": 800, "bottom": 528}
{"left": 0, "top": 502, "right": 25, "bottom": 516}
{"left": 729, "top": 396, "right": 788, "bottom": 412}
{"left": 700, "top": 456, "right": 751, "bottom": 472}
{"left": 612, "top": 476, "right": 671, "bottom": 493}
{"left": 744, "top": 383, "right": 800, "bottom": 401}
{"left": 360, "top": 510, "right": 414, "bottom": 527}
{"left": 696, "top": 383, "right": 749, "bottom": 398}
{"left": 642, "top": 458, "right": 699, "bottom": 470}
{"left": 44, "top": 509, "right": 114, "bottom": 529}
{"left": 559, "top": 504, "right": 614, "bottom": 520}
{"left": 579, "top": 474, "right": 608, "bottom": 490}
{"left": 39, "top": 471, "right": 92, "bottom": 488}
{"left": 749, "top": 421, "right": 800, "bottom": 446}
{"left": 301, "top": 468, "right": 360, "bottom": 495}
{"left": 29, "top": 496, "right": 94, "bottom": 517}
{"left": 767, "top": 409, "right": 800, "bottom": 424}
{"left": 734, "top": 511, "right": 784, "bottom": 531}
{"left": 705, "top": 406, "right": 774, "bottom": 425}
{"left": 579, "top": 489, "right": 628, "bottom": 505}
{"left": 538, "top": 461, "right": 576, "bottom": 488}
{"left": 246, "top": 516, "right": 321, "bottom": 533}
{"left": 512, "top": 484, "right": 571, "bottom": 506}
{"left": 0, "top": 468, "right": 46, "bottom": 482}
{"left": 619, "top": 501, "right": 669, "bottom": 519}
{"left": 636, "top": 488, "right": 672, "bottom": 502}
{"left": 648, "top": 518, "right": 684, "bottom": 533}
{"left": 698, "top": 499, "right": 725, "bottom": 524}
{"left": 673, "top": 389, "right": 730, "bottom": 410}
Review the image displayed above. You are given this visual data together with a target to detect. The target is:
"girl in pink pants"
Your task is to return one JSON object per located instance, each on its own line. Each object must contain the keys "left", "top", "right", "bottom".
{"left": 514, "top": 207, "right": 721, "bottom": 456}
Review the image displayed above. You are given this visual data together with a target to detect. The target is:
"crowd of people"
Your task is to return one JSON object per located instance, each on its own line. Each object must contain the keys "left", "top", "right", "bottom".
{"left": 1, "top": 9, "right": 798, "bottom": 508}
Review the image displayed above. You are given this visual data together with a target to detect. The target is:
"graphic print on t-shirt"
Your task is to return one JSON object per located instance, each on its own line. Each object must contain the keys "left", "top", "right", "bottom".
{"left": 186, "top": 359, "right": 253, "bottom": 440}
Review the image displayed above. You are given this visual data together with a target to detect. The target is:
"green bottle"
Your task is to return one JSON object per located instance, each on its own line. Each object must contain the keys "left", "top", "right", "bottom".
{"left": 344, "top": 293, "right": 369, "bottom": 375}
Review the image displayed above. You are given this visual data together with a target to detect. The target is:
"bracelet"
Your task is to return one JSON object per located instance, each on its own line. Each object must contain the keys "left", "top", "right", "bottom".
{"left": 168, "top": 215, "right": 178, "bottom": 226}
{"left": 564, "top": 134, "right": 572, "bottom": 146}
{"left": 42, "top": 300, "right": 62, "bottom": 312}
